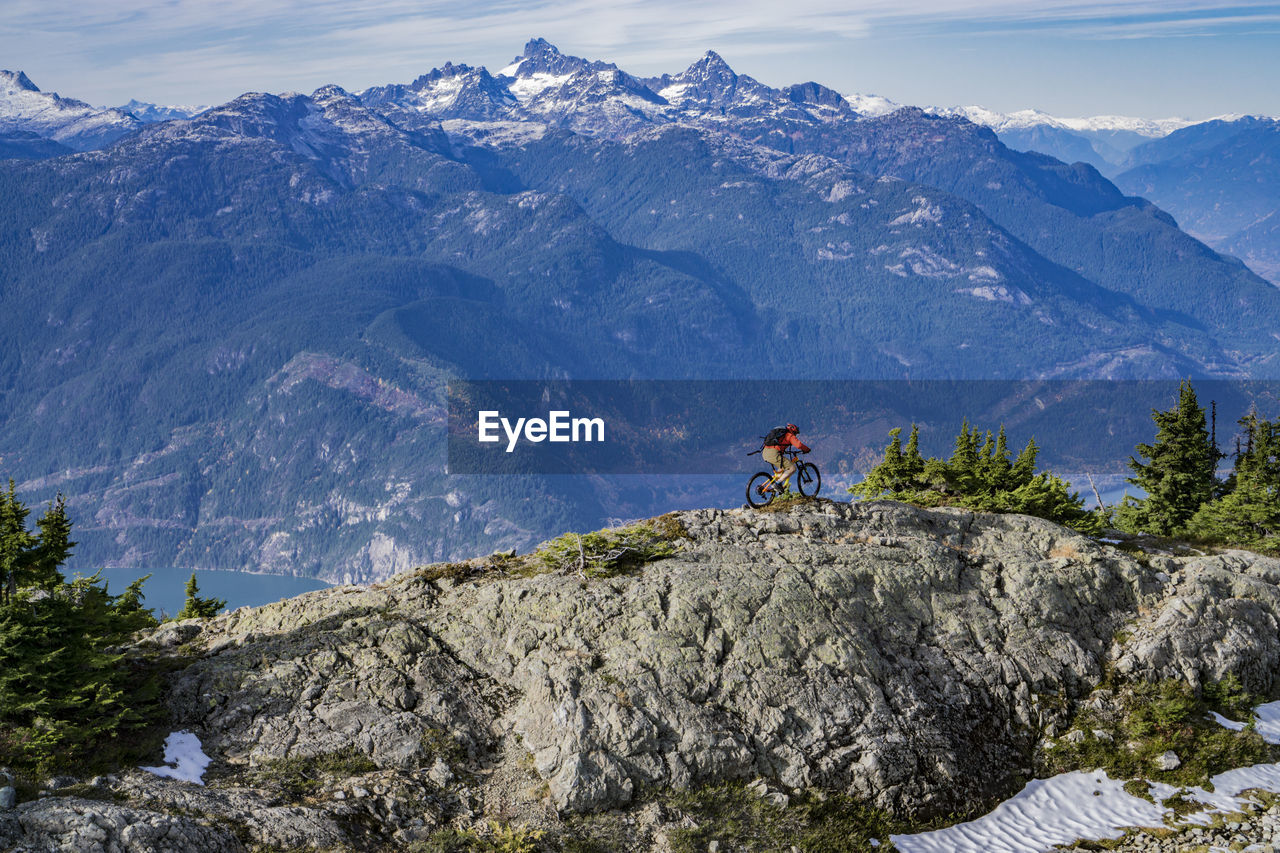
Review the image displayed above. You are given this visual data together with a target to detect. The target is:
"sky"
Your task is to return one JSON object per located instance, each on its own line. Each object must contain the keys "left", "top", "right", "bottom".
{"left": 2, "top": 0, "right": 1279, "bottom": 119}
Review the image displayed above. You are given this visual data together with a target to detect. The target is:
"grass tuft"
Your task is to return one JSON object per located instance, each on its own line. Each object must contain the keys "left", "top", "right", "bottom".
{"left": 246, "top": 746, "right": 377, "bottom": 799}
{"left": 1041, "top": 676, "right": 1278, "bottom": 789}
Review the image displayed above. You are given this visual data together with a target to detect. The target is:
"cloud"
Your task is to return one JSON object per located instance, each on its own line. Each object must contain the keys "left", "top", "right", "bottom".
{"left": 879, "top": 1, "right": 1280, "bottom": 38}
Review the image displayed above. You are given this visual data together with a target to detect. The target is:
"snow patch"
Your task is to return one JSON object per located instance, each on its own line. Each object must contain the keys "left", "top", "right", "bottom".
{"left": 142, "top": 731, "right": 212, "bottom": 785}
{"left": 818, "top": 241, "right": 858, "bottom": 261}
{"left": 1211, "top": 700, "right": 1280, "bottom": 744}
{"left": 844, "top": 92, "right": 900, "bottom": 117}
{"left": 508, "top": 72, "right": 573, "bottom": 101}
{"left": 893, "top": 771, "right": 1166, "bottom": 853}
{"left": 1208, "top": 762, "right": 1280, "bottom": 797}
{"left": 897, "top": 699, "right": 1280, "bottom": 853}
{"left": 407, "top": 75, "right": 467, "bottom": 113}
{"left": 889, "top": 246, "right": 959, "bottom": 277}
{"left": 957, "top": 284, "right": 1031, "bottom": 305}
{"left": 441, "top": 119, "right": 546, "bottom": 146}
{"left": 889, "top": 197, "right": 942, "bottom": 227}
{"left": 658, "top": 83, "right": 691, "bottom": 103}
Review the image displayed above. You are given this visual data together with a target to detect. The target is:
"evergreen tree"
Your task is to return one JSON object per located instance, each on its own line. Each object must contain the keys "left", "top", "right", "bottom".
{"left": 1011, "top": 437, "right": 1040, "bottom": 486}
{"left": 1185, "top": 411, "right": 1280, "bottom": 553}
{"left": 977, "top": 426, "right": 1014, "bottom": 492}
{"left": 852, "top": 427, "right": 908, "bottom": 497}
{"left": 0, "top": 480, "right": 35, "bottom": 604}
{"left": 1118, "top": 381, "right": 1221, "bottom": 536}
{"left": 851, "top": 421, "right": 1098, "bottom": 532}
{"left": 902, "top": 424, "right": 924, "bottom": 478}
{"left": 112, "top": 574, "right": 159, "bottom": 635}
{"left": 27, "top": 495, "right": 74, "bottom": 590}
{"left": 948, "top": 419, "right": 980, "bottom": 492}
{"left": 0, "top": 486, "right": 158, "bottom": 772}
{"left": 176, "top": 572, "right": 226, "bottom": 620}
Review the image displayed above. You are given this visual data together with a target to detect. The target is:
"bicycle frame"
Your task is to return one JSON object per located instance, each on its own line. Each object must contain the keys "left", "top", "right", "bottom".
{"left": 764, "top": 448, "right": 806, "bottom": 487}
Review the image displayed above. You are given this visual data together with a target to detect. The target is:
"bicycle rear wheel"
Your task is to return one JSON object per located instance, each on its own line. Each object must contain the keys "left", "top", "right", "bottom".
{"left": 797, "top": 461, "right": 821, "bottom": 497}
{"left": 746, "top": 471, "right": 776, "bottom": 508}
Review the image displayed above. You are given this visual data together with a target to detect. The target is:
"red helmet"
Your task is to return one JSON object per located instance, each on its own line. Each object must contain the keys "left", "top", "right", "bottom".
{"left": 786, "top": 423, "right": 799, "bottom": 433}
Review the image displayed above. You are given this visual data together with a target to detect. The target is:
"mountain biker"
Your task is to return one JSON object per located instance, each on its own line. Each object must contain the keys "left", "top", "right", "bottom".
{"left": 760, "top": 423, "right": 810, "bottom": 494}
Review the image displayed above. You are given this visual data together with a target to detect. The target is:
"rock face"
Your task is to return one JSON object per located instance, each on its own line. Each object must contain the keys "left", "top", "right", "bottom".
{"left": 8, "top": 500, "right": 1280, "bottom": 851}
{"left": 0, "top": 797, "right": 244, "bottom": 852}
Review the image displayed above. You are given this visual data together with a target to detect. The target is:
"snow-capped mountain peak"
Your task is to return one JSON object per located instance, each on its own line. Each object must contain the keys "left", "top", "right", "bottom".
{"left": 843, "top": 92, "right": 901, "bottom": 117}
{"left": 647, "top": 50, "right": 770, "bottom": 110}
{"left": 410, "top": 61, "right": 474, "bottom": 89}
{"left": 692, "top": 50, "right": 732, "bottom": 72}
{"left": 500, "top": 37, "right": 615, "bottom": 81}
{"left": 137, "top": 86, "right": 452, "bottom": 169}
{"left": 0, "top": 69, "right": 140, "bottom": 151}
{"left": 360, "top": 61, "right": 519, "bottom": 127}
{"left": 1, "top": 70, "right": 39, "bottom": 93}
{"left": 116, "top": 98, "right": 207, "bottom": 123}
{"left": 496, "top": 39, "right": 626, "bottom": 105}
{"left": 332, "top": 42, "right": 904, "bottom": 149}
{"left": 667, "top": 50, "right": 738, "bottom": 91}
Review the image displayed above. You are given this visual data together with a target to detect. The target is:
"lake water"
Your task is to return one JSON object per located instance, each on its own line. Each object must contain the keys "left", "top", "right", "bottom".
{"left": 81, "top": 568, "right": 333, "bottom": 619}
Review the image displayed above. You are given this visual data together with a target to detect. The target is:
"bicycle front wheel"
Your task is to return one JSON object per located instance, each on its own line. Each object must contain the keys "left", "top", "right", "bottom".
{"left": 797, "top": 462, "right": 821, "bottom": 497}
{"left": 746, "top": 471, "right": 776, "bottom": 508}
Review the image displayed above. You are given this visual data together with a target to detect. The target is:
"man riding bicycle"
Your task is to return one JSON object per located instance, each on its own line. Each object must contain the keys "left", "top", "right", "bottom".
{"left": 759, "top": 423, "right": 810, "bottom": 494}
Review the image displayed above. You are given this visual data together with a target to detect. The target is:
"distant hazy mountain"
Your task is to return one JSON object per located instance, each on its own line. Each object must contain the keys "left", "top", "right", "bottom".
{"left": 116, "top": 98, "right": 207, "bottom": 123}
{"left": 2, "top": 40, "right": 1278, "bottom": 579}
{"left": 937, "top": 105, "right": 1199, "bottom": 174}
{"left": 0, "top": 129, "right": 70, "bottom": 159}
{"left": 1114, "top": 116, "right": 1280, "bottom": 284}
{"left": 0, "top": 70, "right": 140, "bottom": 151}
{"left": 923, "top": 106, "right": 1280, "bottom": 286}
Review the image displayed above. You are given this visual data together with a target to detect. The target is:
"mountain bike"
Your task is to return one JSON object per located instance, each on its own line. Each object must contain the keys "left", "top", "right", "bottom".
{"left": 746, "top": 448, "right": 821, "bottom": 508}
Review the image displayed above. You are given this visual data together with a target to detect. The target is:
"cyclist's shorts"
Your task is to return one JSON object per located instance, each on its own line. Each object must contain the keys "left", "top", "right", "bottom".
{"left": 762, "top": 446, "right": 784, "bottom": 470}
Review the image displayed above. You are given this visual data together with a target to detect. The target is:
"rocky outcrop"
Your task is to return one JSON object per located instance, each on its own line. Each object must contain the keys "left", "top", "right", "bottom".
{"left": 7, "top": 500, "right": 1280, "bottom": 851}
{"left": 0, "top": 796, "right": 243, "bottom": 852}
{"left": 1113, "top": 550, "right": 1280, "bottom": 692}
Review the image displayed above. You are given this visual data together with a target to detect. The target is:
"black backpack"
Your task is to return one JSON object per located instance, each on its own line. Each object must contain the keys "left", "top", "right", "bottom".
{"left": 761, "top": 426, "right": 789, "bottom": 447}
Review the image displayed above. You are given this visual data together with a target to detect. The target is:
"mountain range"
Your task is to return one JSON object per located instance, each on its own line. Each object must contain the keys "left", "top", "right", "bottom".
{"left": 1, "top": 40, "right": 1279, "bottom": 578}
{"left": 928, "top": 106, "right": 1280, "bottom": 286}
{"left": 1112, "top": 116, "right": 1280, "bottom": 285}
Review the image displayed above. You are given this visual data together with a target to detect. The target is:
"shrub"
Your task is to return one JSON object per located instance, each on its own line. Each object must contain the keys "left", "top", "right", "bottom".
{"left": 851, "top": 422, "right": 1101, "bottom": 533}
{"left": 534, "top": 517, "right": 688, "bottom": 578}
